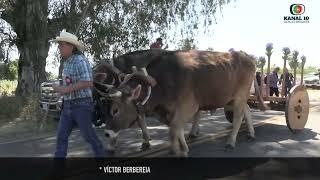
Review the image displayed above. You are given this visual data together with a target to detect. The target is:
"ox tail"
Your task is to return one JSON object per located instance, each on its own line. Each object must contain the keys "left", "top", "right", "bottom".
{"left": 253, "top": 76, "right": 270, "bottom": 111}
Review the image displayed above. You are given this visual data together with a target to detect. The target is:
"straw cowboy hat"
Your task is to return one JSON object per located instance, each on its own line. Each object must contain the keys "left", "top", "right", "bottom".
{"left": 50, "top": 29, "right": 85, "bottom": 51}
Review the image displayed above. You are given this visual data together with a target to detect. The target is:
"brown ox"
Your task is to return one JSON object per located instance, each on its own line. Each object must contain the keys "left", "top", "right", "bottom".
{"left": 98, "top": 50, "right": 268, "bottom": 156}
{"left": 92, "top": 61, "right": 153, "bottom": 151}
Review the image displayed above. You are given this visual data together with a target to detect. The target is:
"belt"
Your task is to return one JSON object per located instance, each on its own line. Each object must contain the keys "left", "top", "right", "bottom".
{"left": 64, "top": 97, "right": 92, "bottom": 105}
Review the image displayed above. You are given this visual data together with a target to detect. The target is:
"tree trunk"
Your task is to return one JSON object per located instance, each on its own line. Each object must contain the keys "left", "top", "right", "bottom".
{"left": 266, "top": 55, "right": 271, "bottom": 97}
{"left": 300, "top": 64, "right": 304, "bottom": 85}
{"left": 293, "top": 67, "right": 297, "bottom": 86}
{"left": 58, "top": 58, "right": 65, "bottom": 79}
{"left": 281, "top": 60, "right": 287, "bottom": 97}
{"left": 14, "top": 0, "right": 49, "bottom": 95}
{"left": 260, "top": 66, "right": 264, "bottom": 95}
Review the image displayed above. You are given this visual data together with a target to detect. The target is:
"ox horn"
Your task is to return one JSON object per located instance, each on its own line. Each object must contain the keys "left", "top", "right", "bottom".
{"left": 94, "top": 81, "right": 114, "bottom": 89}
{"left": 108, "top": 91, "right": 122, "bottom": 98}
{"left": 93, "top": 63, "right": 122, "bottom": 85}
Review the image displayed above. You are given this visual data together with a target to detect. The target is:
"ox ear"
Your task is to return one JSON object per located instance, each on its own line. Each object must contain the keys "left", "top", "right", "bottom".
{"left": 130, "top": 84, "right": 142, "bottom": 100}
{"left": 94, "top": 73, "right": 107, "bottom": 82}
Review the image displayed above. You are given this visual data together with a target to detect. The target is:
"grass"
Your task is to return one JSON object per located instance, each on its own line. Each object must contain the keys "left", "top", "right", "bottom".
{"left": 0, "top": 80, "right": 58, "bottom": 140}
{"left": 0, "top": 94, "right": 58, "bottom": 140}
{"left": 0, "top": 80, "right": 17, "bottom": 96}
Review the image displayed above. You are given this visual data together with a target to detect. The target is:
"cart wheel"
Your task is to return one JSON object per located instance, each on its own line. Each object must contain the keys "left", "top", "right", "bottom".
{"left": 285, "top": 85, "right": 310, "bottom": 133}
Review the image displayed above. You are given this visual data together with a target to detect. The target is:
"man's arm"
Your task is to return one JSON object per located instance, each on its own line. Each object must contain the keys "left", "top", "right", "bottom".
{"left": 53, "top": 81, "right": 93, "bottom": 95}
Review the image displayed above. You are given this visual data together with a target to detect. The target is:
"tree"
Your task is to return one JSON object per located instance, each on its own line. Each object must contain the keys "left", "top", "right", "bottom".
{"left": 1, "top": 0, "right": 49, "bottom": 95}
{"left": 300, "top": 55, "right": 306, "bottom": 84}
{"left": 289, "top": 50, "right": 299, "bottom": 85}
{"left": 179, "top": 38, "right": 197, "bottom": 50}
{"left": 206, "top": 47, "right": 214, "bottom": 51}
{"left": 281, "top": 47, "right": 290, "bottom": 97}
{"left": 1, "top": 0, "right": 232, "bottom": 95}
{"left": 0, "top": 60, "right": 18, "bottom": 80}
{"left": 265, "top": 43, "right": 273, "bottom": 96}
{"left": 257, "top": 56, "right": 266, "bottom": 94}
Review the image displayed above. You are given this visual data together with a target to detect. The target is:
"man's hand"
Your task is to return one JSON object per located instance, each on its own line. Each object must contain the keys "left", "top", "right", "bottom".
{"left": 52, "top": 85, "right": 68, "bottom": 96}
{"left": 52, "top": 81, "right": 92, "bottom": 95}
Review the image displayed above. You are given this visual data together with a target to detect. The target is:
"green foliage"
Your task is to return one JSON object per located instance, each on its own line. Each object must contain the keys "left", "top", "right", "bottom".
{"left": 288, "top": 56, "right": 300, "bottom": 70}
{"left": 46, "top": 71, "right": 58, "bottom": 80}
{"left": 0, "top": 80, "right": 17, "bottom": 96}
{"left": 46, "top": 0, "right": 232, "bottom": 61}
{"left": 179, "top": 38, "right": 197, "bottom": 50}
{"left": 0, "top": 61, "right": 18, "bottom": 80}
{"left": 0, "top": 94, "right": 58, "bottom": 135}
{"left": 296, "top": 66, "right": 317, "bottom": 75}
{"left": 257, "top": 56, "right": 266, "bottom": 69}
{"left": 0, "top": 95, "right": 25, "bottom": 120}
{"left": 265, "top": 43, "right": 273, "bottom": 56}
{"left": 206, "top": 47, "right": 214, "bottom": 51}
{"left": 301, "top": 55, "right": 306, "bottom": 66}
{"left": 282, "top": 47, "right": 291, "bottom": 61}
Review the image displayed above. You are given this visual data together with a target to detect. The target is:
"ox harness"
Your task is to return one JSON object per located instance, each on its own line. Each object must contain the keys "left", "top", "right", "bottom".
{"left": 127, "top": 99, "right": 147, "bottom": 128}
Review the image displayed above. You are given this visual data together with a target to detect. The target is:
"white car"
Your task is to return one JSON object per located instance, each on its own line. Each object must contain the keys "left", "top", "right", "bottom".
{"left": 39, "top": 80, "right": 63, "bottom": 120}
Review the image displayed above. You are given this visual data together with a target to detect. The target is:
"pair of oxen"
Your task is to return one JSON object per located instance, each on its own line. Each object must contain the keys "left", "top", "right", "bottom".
{"left": 92, "top": 49, "right": 268, "bottom": 157}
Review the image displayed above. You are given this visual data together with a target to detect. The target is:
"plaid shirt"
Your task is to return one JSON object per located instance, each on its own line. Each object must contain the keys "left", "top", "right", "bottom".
{"left": 269, "top": 72, "right": 279, "bottom": 88}
{"left": 62, "top": 53, "right": 93, "bottom": 100}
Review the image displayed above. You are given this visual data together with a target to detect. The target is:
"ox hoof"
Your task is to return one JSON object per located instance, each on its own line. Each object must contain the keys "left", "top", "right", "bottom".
{"left": 247, "top": 135, "right": 256, "bottom": 142}
{"left": 141, "top": 142, "right": 151, "bottom": 151}
{"left": 224, "top": 144, "right": 235, "bottom": 152}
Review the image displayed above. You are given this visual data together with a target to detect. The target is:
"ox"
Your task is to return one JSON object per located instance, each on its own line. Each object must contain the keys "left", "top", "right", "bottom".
{"left": 96, "top": 49, "right": 268, "bottom": 156}
{"left": 93, "top": 61, "right": 153, "bottom": 151}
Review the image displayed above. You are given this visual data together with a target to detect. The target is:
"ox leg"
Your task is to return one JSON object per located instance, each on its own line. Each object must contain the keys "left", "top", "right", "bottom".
{"left": 137, "top": 114, "right": 151, "bottom": 151}
{"left": 244, "top": 104, "right": 255, "bottom": 142}
{"left": 226, "top": 101, "right": 245, "bottom": 151}
{"left": 187, "top": 111, "right": 201, "bottom": 140}
{"left": 169, "top": 118, "right": 185, "bottom": 156}
{"left": 169, "top": 112, "right": 193, "bottom": 157}
{"left": 179, "top": 128, "right": 189, "bottom": 157}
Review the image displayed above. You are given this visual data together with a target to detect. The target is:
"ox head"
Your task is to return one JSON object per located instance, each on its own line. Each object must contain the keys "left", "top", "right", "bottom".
{"left": 92, "top": 63, "right": 124, "bottom": 127}
{"left": 104, "top": 70, "right": 157, "bottom": 133}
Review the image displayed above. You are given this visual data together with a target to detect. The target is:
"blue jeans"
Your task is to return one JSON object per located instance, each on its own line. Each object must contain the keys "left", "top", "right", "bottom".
{"left": 54, "top": 98, "right": 105, "bottom": 157}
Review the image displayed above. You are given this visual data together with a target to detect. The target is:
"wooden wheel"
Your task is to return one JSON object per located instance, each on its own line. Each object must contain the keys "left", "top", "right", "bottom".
{"left": 285, "top": 85, "right": 310, "bottom": 133}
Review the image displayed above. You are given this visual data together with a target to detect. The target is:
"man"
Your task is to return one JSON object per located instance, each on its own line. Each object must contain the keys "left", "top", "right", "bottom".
{"left": 51, "top": 29, "right": 105, "bottom": 158}
{"left": 150, "top": 37, "right": 168, "bottom": 49}
{"left": 256, "top": 72, "right": 262, "bottom": 87}
{"left": 269, "top": 67, "right": 280, "bottom": 97}
{"left": 279, "top": 68, "right": 293, "bottom": 96}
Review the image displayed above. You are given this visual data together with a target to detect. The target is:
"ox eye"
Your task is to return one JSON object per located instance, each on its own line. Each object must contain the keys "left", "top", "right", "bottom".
{"left": 110, "top": 105, "right": 120, "bottom": 117}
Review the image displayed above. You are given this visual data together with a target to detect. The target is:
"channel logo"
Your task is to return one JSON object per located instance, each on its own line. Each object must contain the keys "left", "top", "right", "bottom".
{"left": 284, "top": 3, "right": 309, "bottom": 23}
{"left": 290, "top": 4, "right": 305, "bottom": 15}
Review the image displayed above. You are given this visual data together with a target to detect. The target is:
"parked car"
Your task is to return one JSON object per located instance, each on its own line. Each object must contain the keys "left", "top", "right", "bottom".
{"left": 39, "top": 80, "right": 63, "bottom": 120}
{"left": 304, "top": 73, "right": 320, "bottom": 89}
{"left": 39, "top": 79, "right": 105, "bottom": 126}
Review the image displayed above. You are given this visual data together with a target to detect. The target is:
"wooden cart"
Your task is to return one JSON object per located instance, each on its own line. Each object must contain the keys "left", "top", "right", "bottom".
{"left": 224, "top": 60, "right": 310, "bottom": 133}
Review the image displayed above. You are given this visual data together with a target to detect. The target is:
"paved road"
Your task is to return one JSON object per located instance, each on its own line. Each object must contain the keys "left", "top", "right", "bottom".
{"left": 0, "top": 103, "right": 319, "bottom": 179}
{"left": 0, "top": 108, "right": 288, "bottom": 157}
{"left": 0, "top": 102, "right": 319, "bottom": 158}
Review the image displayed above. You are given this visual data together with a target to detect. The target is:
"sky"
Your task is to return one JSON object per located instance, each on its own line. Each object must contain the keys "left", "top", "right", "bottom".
{"left": 194, "top": 0, "right": 319, "bottom": 67}
{"left": 43, "top": 0, "right": 319, "bottom": 75}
